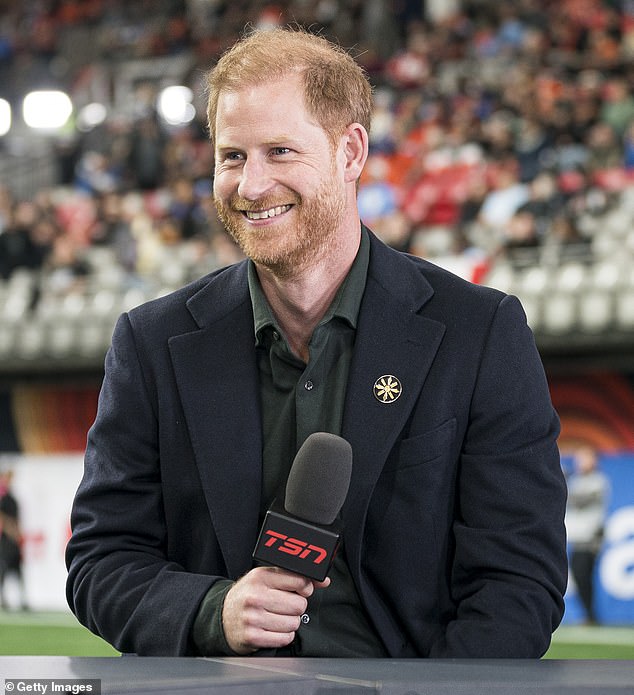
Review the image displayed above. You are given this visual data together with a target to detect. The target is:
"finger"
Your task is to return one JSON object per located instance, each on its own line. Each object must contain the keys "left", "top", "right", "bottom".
{"left": 262, "top": 567, "right": 316, "bottom": 596}
{"left": 291, "top": 575, "right": 331, "bottom": 596}
{"left": 260, "top": 587, "right": 308, "bottom": 616}
{"left": 313, "top": 577, "right": 331, "bottom": 590}
{"left": 248, "top": 609, "right": 303, "bottom": 634}
{"left": 241, "top": 626, "right": 297, "bottom": 650}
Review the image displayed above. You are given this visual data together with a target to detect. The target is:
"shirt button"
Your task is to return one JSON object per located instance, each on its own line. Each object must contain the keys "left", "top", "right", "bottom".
{"left": 304, "top": 380, "right": 314, "bottom": 391}
{"left": 300, "top": 613, "right": 310, "bottom": 624}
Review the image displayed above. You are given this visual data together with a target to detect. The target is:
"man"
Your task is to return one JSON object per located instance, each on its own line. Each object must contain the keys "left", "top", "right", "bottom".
{"left": 66, "top": 27, "right": 567, "bottom": 658}
{"left": 0, "top": 469, "right": 27, "bottom": 611}
{"left": 565, "top": 446, "right": 609, "bottom": 624}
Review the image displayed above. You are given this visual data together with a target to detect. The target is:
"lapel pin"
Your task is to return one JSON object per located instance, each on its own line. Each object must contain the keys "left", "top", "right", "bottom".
{"left": 373, "top": 375, "right": 402, "bottom": 404}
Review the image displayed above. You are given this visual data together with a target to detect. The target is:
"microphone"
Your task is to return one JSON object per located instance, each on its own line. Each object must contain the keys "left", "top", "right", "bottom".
{"left": 252, "top": 432, "right": 353, "bottom": 581}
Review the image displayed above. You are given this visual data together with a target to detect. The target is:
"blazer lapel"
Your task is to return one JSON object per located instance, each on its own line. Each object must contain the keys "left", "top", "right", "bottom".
{"left": 342, "top": 235, "right": 446, "bottom": 578}
{"left": 168, "top": 263, "right": 262, "bottom": 579}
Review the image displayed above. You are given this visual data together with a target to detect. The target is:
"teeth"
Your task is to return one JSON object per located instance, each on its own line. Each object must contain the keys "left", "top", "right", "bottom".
{"left": 245, "top": 204, "right": 291, "bottom": 220}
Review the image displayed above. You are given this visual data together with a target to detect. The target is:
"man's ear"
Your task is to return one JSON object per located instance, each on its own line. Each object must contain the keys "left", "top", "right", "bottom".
{"left": 342, "top": 123, "right": 369, "bottom": 183}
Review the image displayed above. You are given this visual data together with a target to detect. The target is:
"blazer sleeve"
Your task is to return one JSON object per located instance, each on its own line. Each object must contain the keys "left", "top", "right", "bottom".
{"left": 429, "top": 294, "right": 568, "bottom": 657}
{"left": 65, "top": 313, "right": 219, "bottom": 655}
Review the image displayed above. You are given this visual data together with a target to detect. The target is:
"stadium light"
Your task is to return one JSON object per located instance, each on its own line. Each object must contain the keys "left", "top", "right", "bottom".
{"left": 23, "top": 90, "right": 73, "bottom": 130}
{"left": 157, "top": 85, "right": 195, "bottom": 126}
{"left": 77, "top": 102, "right": 108, "bottom": 132}
{"left": 0, "top": 98, "right": 10, "bottom": 136}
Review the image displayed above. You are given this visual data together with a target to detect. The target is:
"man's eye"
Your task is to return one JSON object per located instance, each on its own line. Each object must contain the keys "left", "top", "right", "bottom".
{"left": 225, "top": 151, "right": 244, "bottom": 161}
{"left": 271, "top": 147, "right": 291, "bottom": 156}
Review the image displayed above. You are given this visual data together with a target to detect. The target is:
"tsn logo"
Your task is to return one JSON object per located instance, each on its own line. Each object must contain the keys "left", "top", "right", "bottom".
{"left": 263, "top": 530, "right": 328, "bottom": 564}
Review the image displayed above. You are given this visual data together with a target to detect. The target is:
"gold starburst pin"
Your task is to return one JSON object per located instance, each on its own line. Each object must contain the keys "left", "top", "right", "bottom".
{"left": 373, "top": 375, "right": 402, "bottom": 404}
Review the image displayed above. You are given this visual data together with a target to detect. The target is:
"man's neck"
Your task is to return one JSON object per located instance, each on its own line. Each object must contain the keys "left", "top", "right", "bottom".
{"left": 255, "top": 228, "right": 361, "bottom": 362}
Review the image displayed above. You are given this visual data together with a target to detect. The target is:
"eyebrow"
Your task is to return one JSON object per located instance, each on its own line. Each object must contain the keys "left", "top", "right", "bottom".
{"left": 216, "top": 136, "right": 298, "bottom": 148}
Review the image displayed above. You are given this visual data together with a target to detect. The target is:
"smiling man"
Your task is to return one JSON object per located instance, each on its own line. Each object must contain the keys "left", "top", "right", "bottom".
{"left": 212, "top": 74, "right": 350, "bottom": 276}
{"left": 66, "top": 27, "right": 568, "bottom": 658}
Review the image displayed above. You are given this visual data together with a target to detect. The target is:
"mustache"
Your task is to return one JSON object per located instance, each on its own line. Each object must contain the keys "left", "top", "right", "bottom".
{"left": 226, "top": 193, "right": 301, "bottom": 212}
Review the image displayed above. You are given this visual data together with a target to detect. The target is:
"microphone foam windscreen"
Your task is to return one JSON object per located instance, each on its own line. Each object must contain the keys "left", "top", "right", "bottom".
{"left": 284, "top": 432, "right": 353, "bottom": 525}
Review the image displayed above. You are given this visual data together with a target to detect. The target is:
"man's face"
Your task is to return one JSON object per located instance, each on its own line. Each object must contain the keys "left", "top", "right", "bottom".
{"left": 212, "top": 74, "right": 347, "bottom": 277}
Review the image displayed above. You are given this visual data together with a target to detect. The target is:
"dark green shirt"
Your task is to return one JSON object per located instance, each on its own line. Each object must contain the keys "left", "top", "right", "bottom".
{"left": 193, "top": 228, "right": 386, "bottom": 657}
{"left": 251, "top": 234, "right": 365, "bottom": 518}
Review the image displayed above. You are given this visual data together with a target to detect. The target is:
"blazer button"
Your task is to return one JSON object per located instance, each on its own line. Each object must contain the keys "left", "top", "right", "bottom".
{"left": 300, "top": 613, "right": 310, "bottom": 624}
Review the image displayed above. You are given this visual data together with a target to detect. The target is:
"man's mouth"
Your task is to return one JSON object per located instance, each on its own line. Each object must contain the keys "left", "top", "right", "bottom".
{"left": 243, "top": 204, "right": 292, "bottom": 220}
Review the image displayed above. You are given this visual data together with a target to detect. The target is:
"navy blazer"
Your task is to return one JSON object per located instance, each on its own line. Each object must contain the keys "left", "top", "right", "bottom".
{"left": 66, "top": 231, "right": 567, "bottom": 657}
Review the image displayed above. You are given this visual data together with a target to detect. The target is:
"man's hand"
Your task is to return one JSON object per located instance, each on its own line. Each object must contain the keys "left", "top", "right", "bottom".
{"left": 222, "top": 566, "right": 330, "bottom": 654}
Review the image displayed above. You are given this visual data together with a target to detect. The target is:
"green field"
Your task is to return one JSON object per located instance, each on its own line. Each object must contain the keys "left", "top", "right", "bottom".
{"left": 545, "top": 625, "right": 634, "bottom": 659}
{"left": 0, "top": 611, "right": 118, "bottom": 656}
{"left": 1, "top": 610, "right": 633, "bottom": 658}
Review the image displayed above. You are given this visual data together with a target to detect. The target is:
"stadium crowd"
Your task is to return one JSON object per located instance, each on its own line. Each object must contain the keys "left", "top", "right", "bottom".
{"left": 1, "top": 0, "right": 634, "bottom": 299}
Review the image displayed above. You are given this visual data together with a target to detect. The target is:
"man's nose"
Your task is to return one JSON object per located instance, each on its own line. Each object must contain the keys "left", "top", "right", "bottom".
{"left": 237, "top": 157, "right": 274, "bottom": 201}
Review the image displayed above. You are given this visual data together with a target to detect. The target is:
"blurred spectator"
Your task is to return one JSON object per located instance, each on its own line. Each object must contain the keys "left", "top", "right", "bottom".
{"left": 128, "top": 116, "right": 167, "bottom": 191}
{"left": 518, "top": 170, "right": 566, "bottom": 239}
{"left": 167, "top": 177, "right": 208, "bottom": 241}
{"left": 44, "top": 233, "right": 91, "bottom": 297}
{"left": 477, "top": 161, "right": 530, "bottom": 242}
{"left": 479, "top": 110, "right": 515, "bottom": 160}
{"left": 385, "top": 24, "right": 431, "bottom": 89}
{"left": 92, "top": 192, "right": 136, "bottom": 271}
{"left": 0, "top": 186, "right": 12, "bottom": 233}
{"left": 585, "top": 121, "right": 623, "bottom": 174}
{"left": 74, "top": 151, "right": 120, "bottom": 196}
{"left": 0, "top": 469, "right": 27, "bottom": 611}
{"left": 456, "top": 175, "right": 488, "bottom": 228}
{"left": 28, "top": 217, "right": 59, "bottom": 271}
{"left": 514, "top": 116, "right": 554, "bottom": 183}
{"left": 500, "top": 209, "right": 540, "bottom": 266}
{"left": 622, "top": 120, "right": 634, "bottom": 170}
{"left": 565, "top": 446, "right": 610, "bottom": 625}
{"left": 568, "top": 71, "right": 602, "bottom": 144}
{"left": 0, "top": 202, "right": 49, "bottom": 280}
{"left": 600, "top": 78, "right": 634, "bottom": 139}
{"left": 543, "top": 212, "right": 593, "bottom": 263}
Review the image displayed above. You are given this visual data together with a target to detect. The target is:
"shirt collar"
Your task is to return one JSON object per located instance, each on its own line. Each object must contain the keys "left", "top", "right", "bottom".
{"left": 249, "top": 226, "right": 370, "bottom": 346}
